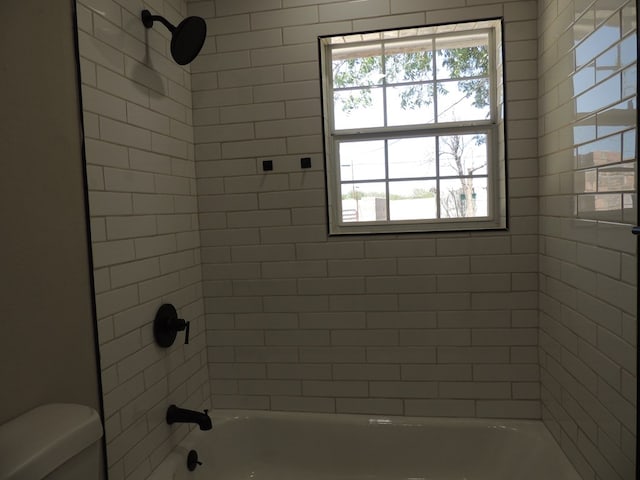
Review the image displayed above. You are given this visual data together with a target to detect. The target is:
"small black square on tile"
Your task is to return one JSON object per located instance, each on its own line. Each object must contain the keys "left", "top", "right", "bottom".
{"left": 301, "top": 157, "right": 311, "bottom": 169}
{"left": 263, "top": 160, "right": 273, "bottom": 171}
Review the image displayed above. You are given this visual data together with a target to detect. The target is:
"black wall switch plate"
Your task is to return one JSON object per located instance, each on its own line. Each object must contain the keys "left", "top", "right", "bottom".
{"left": 263, "top": 160, "right": 273, "bottom": 171}
{"left": 301, "top": 157, "right": 311, "bottom": 169}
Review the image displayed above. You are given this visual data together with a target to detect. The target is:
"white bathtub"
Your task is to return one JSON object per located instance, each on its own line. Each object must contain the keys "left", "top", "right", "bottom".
{"left": 148, "top": 409, "right": 581, "bottom": 480}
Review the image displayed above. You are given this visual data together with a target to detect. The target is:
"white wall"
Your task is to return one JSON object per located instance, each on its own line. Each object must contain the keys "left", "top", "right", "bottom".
{"left": 0, "top": 0, "right": 102, "bottom": 430}
{"left": 76, "top": 0, "right": 209, "bottom": 478}
{"left": 538, "top": 0, "right": 637, "bottom": 479}
{"left": 190, "top": 0, "right": 542, "bottom": 419}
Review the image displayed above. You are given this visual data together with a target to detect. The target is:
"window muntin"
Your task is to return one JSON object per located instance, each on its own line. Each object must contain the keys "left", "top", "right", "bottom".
{"left": 321, "top": 20, "right": 506, "bottom": 235}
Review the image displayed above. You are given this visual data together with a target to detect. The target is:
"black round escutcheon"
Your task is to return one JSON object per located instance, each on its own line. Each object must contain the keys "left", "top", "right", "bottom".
{"left": 187, "top": 449, "right": 202, "bottom": 471}
{"left": 153, "top": 303, "right": 190, "bottom": 348}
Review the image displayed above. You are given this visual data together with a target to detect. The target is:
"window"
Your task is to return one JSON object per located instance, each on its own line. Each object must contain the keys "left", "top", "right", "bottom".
{"left": 320, "top": 20, "right": 507, "bottom": 235}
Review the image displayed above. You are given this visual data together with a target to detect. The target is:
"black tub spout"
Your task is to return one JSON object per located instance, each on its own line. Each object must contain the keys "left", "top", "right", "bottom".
{"left": 166, "top": 405, "right": 212, "bottom": 430}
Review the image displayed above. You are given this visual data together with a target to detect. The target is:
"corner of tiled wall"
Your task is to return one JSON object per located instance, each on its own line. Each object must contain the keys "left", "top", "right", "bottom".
{"left": 76, "top": 0, "right": 209, "bottom": 478}
{"left": 538, "top": 0, "right": 637, "bottom": 478}
{"left": 190, "top": 0, "right": 542, "bottom": 420}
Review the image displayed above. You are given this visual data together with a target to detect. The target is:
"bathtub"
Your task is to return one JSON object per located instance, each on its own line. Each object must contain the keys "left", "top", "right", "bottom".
{"left": 148, "top": 409, "right": 581, "bottom": 480}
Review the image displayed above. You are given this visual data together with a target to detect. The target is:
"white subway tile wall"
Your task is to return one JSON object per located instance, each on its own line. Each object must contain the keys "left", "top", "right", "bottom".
{"left": 191, "top": 0, "right": 542, "bottom": 424}
{"left": 74, "top": 0, "right": 638, "bottom": 478}
{"left": 539, "top": 1, "right": 637, "bottom": 479}
{"left": 77, "top": 0, "right": 209, "bottom": 478}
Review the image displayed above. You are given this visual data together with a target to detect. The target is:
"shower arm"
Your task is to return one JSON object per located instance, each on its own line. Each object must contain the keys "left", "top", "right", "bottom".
{"left": 141, "top": 10, "right": 176, "bottom": 33}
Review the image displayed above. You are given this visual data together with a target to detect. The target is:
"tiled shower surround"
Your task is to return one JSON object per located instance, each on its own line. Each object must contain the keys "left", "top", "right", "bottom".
{"left": 538, "top": 0, "right": 637, "bottom": 479}
{"left": 75, "top": 0, "right": 636, "bottom": 479}
{"left": 194, "top": 0, "right": 541, "bottom": 417}
{"left": 77, "top": 0, "right": 209, "bottom": 478}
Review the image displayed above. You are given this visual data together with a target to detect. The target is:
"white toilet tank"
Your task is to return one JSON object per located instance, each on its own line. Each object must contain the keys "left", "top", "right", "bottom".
{"left": 0, "top": 403, "right": 103, "bottom": 480}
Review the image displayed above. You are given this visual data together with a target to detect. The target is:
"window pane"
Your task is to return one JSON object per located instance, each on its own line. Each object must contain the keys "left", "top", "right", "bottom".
{"left": 435, "top": 39, "right": 488, "bottom": 80}
{"left": 321, "top": 20, "right": 506, "bottom": 234}
{"left": 437, "top": 79, "right": 490, "bottom": 122}
{"left": 440, "top": 177, "right": 488, "bottom": 218}
{"left": 334, "top": 88, "right": 384, "bottom": 130}
{"left": 388, "top": 137, "right": 437, "bottom": 178}
{"left": 387, "top": 84, "right": 435, "bottom": 126}
{"left": 332, "top": 49, "right": 383, "bottom": 88}
{"left": 341, "top": 182, "right": 387, "bottom": 222}
{"left": 339, "top": 140, "right": 386, "bottom": 181}
{"left": 438, "top": 134, "right": 488, "bottom": 177}
{"left": 389, "top": 180, "right": 438, "bottom": 220}
{"left": 385, "top": 40, "right": 433, "bottom": 84}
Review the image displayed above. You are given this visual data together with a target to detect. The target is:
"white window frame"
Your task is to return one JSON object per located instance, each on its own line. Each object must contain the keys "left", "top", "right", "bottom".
{"left": 320, "top": 19, "right": 507, "bottom": 235}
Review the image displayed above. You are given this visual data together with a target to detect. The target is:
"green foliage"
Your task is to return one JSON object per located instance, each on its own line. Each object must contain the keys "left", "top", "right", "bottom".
{"left": 333, "top": 56, "right": 382, "bottom": 88}
{"left": 341, "top": 188, "right": 434, "bottom": 201}
{"left": 398, "top": 84, "right": 434, "bottom": 110}
{"left": 386, "top": 51, "right": 432, "bottom": 82}
{"left": 333, "top": 43, "right": 490, "bottom": 113}
{"left": 410, "top": 188, "right": 435, "bottom": 199}
{"left": 342, "top": 189, "right": 366, "bottom": 200}
{"left": 337, "top": 90, "right": 373, "bottom": 112}
{"left": 333, "top": 56, "right": 382, "bottom": 111}
{"left": 440, "top": 46, "right": 488, "bottom": 78}
{"left": 386, "top": 51, "right": 434, "bottom": 109}
{"left": 439, "top": 46, "right": 489, "bottom": 109}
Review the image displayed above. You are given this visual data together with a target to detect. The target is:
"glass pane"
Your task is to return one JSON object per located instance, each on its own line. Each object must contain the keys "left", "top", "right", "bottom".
{"left": 332, "top": 48, "right": 383, "bottom": 88}
{"left": 389, "top": 180, "right": 438, "bottom": 220}
{"left": 435, "top": 39, "right": 489, "bottom": 80}
{"left": 334, "top": 88, "right": 384, "bottom": 130}
{"left": 437, "top": 79, "right": 490, "bottom": 122}
{"left": 339, "top": 141, "right": 386, "bottom": 181}
{"left": 388, "top": 137, "right": 437, "bottom": 178}
{"left": 387, "top": 84, "right": 435, "bottom": 126}
{"left": 440, "top": 177, "right": 488, "bottom": 218}
{"left": 385, "top": 39, "right": 433, "bottom": 84}
{"left": 340, "top": 182, "right": 387, "bottom": 222}
{"left": 438, "top": 134, "right": 488, "bottom": 177}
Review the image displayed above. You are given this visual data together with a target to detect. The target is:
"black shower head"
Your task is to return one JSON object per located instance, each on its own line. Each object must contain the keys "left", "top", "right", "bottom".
{"left": 141, "top": 9, "right": 207, "bottom": 65}
{"left": 171, "top": 16, "right": 207, "bottom": 65}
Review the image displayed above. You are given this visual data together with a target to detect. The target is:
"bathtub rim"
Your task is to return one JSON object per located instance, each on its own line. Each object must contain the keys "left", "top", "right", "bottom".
{"left": 147, "top": 408, "right": 575, "bottom": 480}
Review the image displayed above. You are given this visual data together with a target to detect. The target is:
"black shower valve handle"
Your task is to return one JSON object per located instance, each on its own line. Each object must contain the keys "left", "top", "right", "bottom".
{"left": 170, "top": 316, "right": 190, "bottom": 344}
{"left": 153, "top": 303, "right": 191, "bottom": 348}
{"left": 170, "top": 316, "right": 186, "bottom": 331}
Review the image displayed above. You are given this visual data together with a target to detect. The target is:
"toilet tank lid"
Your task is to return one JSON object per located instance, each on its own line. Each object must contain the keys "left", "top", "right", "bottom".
{"left": 0, "top": 403, "right": 103, "bottom": 480}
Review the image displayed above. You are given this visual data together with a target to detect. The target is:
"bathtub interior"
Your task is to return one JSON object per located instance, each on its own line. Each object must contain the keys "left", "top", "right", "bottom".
{"left": 153, "top": 410, "right": 581, "bottom": 480}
